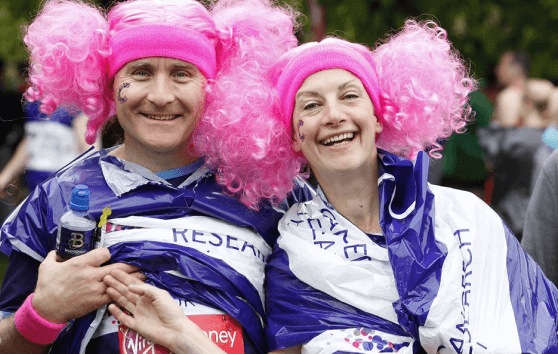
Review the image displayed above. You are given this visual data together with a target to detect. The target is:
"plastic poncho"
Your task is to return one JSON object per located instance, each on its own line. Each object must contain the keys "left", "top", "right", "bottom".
{"left": 266, "top": 150, "right": 558, "bottom": 354}
{"left": 0, "top": 147, "right": 314, "bottom": 354}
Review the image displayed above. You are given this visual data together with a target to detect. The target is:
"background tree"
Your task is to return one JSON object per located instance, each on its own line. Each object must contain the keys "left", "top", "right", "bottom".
{"left": 293, "top": 0, "right": 558, "bottom": 84}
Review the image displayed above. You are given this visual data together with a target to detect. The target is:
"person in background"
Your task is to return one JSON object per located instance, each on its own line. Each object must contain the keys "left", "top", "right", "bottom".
{"left": 522, "top": 82, "right": 558, "bottom": 287}
{"left": 438, "top": 89, "right": 492, "bottom": 198}
{"left": 492, "top": 50, "right": 529, "bottom": 127}
{"left": 522, "top": 149, "right": 558, "bottom": 287}
{"left": 0, "top": 101, "right": 98, "bottom": 199}
{"left": 478, "top": 55, "right": 554, "bottom": 240}
{"left": 0, "top": 0, "right": 308, "bottom": 353}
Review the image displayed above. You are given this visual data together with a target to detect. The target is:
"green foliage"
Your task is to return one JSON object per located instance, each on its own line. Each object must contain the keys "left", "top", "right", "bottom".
{"left": 4, "top": 0, "right": 558, "bottom": 82}
{"left": 0, "top": 0, "right": 42, "bottom": 61}
{"left": 294, "top": 0, "right": 558, "bottom": 82}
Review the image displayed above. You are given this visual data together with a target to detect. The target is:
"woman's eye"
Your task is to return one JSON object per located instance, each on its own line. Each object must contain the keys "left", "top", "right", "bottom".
{"left": 303, "top": 102, "right": 319, "bottom": 110}
{"left": 343, "top": 93, "right": 359, "bottom": 100}
{"left": 175, "top": 71, "right": 192, "bottom": 79}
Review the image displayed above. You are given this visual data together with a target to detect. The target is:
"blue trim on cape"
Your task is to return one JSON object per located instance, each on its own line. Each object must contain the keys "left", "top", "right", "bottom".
{"left": 503, "top": 223, "right": 558, "bottom": 353}
{"left": 377, "top": 150, "right": 446, "bottom": 339}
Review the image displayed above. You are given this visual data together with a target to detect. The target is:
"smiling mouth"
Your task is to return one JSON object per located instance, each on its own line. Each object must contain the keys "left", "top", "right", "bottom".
{"left": 141, "top": 113, "right": 180, "bottom": 121}
{"left": 321, "top": 132, "right": 355, "bottom": 146}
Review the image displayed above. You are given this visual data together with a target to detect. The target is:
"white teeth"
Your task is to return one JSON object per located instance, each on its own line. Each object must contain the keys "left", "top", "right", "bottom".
{"left": 321, "top": 132, "right": 354, "bottom": 145}
{"left": 145, "top": 114, "right": 177, "bottom": 120}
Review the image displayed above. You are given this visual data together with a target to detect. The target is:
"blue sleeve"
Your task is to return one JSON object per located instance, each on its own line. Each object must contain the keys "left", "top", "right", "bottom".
{"left": 0, "top": 251, "right": 39, "bottom": 313}
{"left": 24, "top": 100, "right": 76, "bottom": 127}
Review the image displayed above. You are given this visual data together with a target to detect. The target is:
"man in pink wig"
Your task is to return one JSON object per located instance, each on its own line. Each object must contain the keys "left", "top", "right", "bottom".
{"left": 0, "top": 0, "right": 310, "bottom": 353}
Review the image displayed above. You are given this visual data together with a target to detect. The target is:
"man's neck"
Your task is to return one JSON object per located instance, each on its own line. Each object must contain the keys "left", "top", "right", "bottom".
{"left": 109, "top": 144, "right": 201, "bottom": 173}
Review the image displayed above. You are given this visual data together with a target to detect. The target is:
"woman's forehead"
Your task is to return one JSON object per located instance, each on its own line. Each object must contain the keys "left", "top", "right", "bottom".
{"left": 298, "top": 69, "right": 362, "bottom": 92}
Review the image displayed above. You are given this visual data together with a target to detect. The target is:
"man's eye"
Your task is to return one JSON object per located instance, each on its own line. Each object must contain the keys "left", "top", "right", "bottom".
{"left": 304, "top": 102, "right": 319, "bottom": 110}
{"left": 133, "top": 70, "right": 148, "bottom": 76}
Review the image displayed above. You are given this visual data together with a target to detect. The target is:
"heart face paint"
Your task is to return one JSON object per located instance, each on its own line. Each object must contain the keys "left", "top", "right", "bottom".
{"left": 117, "top": 83, "right": 130, "bottom": 103}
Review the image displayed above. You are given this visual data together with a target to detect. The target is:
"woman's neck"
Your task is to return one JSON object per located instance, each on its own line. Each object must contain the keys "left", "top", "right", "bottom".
{"left": 315, "top": 162, "right": 382, "bottom": 234}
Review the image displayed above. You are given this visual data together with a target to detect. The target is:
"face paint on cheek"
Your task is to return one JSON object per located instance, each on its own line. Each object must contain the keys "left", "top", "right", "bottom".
{"left": 297, "top": 119, "right": 305, "bottom": 142}
{"left": 117, "top": 83, "right": 130, "bottom": 103}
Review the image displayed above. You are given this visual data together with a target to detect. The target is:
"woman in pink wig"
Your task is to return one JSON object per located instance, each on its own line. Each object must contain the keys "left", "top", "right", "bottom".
{"left": 0, "top": 0, "right": 310, "bottom": 353}
{"left": 261, "top": 21, "right": 558, "bottom": 354}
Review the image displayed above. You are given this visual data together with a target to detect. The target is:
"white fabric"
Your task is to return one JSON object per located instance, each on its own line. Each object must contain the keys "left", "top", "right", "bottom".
{"left": 26, "top": 121, "right": 77, "bottom": 171}
{"left": 282, "top": 184, "right": 523, "bottom": 354}
{"left": 101, "top": 215, "right": 271, "bottom": 301}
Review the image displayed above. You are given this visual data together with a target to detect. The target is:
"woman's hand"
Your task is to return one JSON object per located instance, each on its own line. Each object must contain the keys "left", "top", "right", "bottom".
{"left": 105, "top": 269, "right": 185, "bottom": 348}
{"left": 104, "top": 269, "right": 226, "bottom": 354}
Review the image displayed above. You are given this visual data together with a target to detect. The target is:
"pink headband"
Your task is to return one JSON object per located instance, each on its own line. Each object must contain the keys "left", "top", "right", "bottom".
{"left": 108, "top": 25, "right": 217, "bottom": 80}
{"left": 273, "top": 40, "right": 382, "bottom": 131}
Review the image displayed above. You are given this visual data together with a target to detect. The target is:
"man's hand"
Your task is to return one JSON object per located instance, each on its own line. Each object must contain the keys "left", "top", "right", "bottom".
{"left": 32, "top": 249, "right": 141, "bottom": 324}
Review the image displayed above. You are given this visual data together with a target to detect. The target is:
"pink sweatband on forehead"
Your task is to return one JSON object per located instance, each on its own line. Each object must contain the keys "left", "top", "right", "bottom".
{"left": 274, "top": 43, "right": 381, "bottom": 131}
{"left": 108, "top": 25, "right": 216, "bottom": 80}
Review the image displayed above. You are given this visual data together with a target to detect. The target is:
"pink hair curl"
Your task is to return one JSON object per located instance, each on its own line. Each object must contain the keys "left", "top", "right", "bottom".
{"left": 191, "top": 0, "right": 303, "bottom": 208}
{"left": 24, "top": 0, "right": 301, "bottom": 209}
{"left": 23, "top": 0, "right": 110, "bottom": 145}
{"left": 373, "top": 19, "right": 477, "bottom": 160}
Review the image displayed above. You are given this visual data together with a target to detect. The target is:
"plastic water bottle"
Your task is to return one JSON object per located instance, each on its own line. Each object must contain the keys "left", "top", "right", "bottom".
{"left": 56, "top": 184, "right": 97, "bottom": 259}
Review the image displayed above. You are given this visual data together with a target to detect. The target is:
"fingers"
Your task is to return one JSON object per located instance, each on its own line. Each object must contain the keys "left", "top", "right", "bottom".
{"left": 105, "top": 281, "right": 138, "bottom": 315}
{"left": 43, "top": 250, "right": 59, "bottom": 264}
{"left": 110, "top": 268, "right": 145, "bottom": 286}
{"left": 130, "top": 271, "right": 147, "bottom": 282}
{"left": 129, "top": 283, "right": 167, "bottom": 302}
{"left": 74, "top": 248, "right": 111, "bottom": 267}
{"left": 107, "top": 303, "right": 136, "bottom": 329}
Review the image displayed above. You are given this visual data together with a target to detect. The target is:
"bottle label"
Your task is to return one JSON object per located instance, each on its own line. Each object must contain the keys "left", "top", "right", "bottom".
{"left": 56, "top": 226, "right": 95, "bottom": 258}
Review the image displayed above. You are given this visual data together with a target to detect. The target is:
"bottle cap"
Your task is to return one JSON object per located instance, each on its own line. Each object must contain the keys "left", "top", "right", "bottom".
{"left": 69, "top": 184, "right": 90, "bottom": 211}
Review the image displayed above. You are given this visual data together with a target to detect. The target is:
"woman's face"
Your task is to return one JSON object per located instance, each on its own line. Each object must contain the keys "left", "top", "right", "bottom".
{"left": 292, "top": 69, "right": 383, "bottom": 178}
{"left": 113, "top": 57, "right": 206, "bottom": 160}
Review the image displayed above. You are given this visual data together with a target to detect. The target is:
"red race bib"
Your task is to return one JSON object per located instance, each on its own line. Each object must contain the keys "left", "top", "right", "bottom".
{"left": 118, "top": 314, "right": 244, "bottom": 354}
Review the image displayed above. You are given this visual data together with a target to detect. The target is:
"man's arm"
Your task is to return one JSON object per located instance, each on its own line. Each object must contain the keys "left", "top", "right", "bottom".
{"left": 0, "top": 249, "right": 141, "bottom": 352}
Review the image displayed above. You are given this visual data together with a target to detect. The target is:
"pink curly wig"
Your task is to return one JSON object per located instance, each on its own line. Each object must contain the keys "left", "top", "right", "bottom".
{"left": 269, "top": 19, "right": 476, "bottom": 164}
{"left": 373, "top": 20, "right": 476, "bottom": 159}
{"left": 23, "top": 0, "right": 301, "bottom": 209}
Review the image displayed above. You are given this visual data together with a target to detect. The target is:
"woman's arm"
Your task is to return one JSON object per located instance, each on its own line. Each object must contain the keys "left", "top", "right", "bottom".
{"left": 105, "top": 269, "right": 227, "bottom": 354}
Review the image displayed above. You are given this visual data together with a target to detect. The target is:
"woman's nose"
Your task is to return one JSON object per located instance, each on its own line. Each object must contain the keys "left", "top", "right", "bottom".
{"left": 146, "top": 77, "right": 176, "bottom": 106}
{"left": 324, "top": 101, "right": 346, "bottom": 126}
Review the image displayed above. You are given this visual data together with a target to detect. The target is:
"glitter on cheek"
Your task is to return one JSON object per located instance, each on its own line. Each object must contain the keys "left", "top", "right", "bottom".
{"left": 117, "top": 83, "right": 130, "bottom": 103}
{"left": 297, "top": 120, "right": 305, "bottom": 141}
